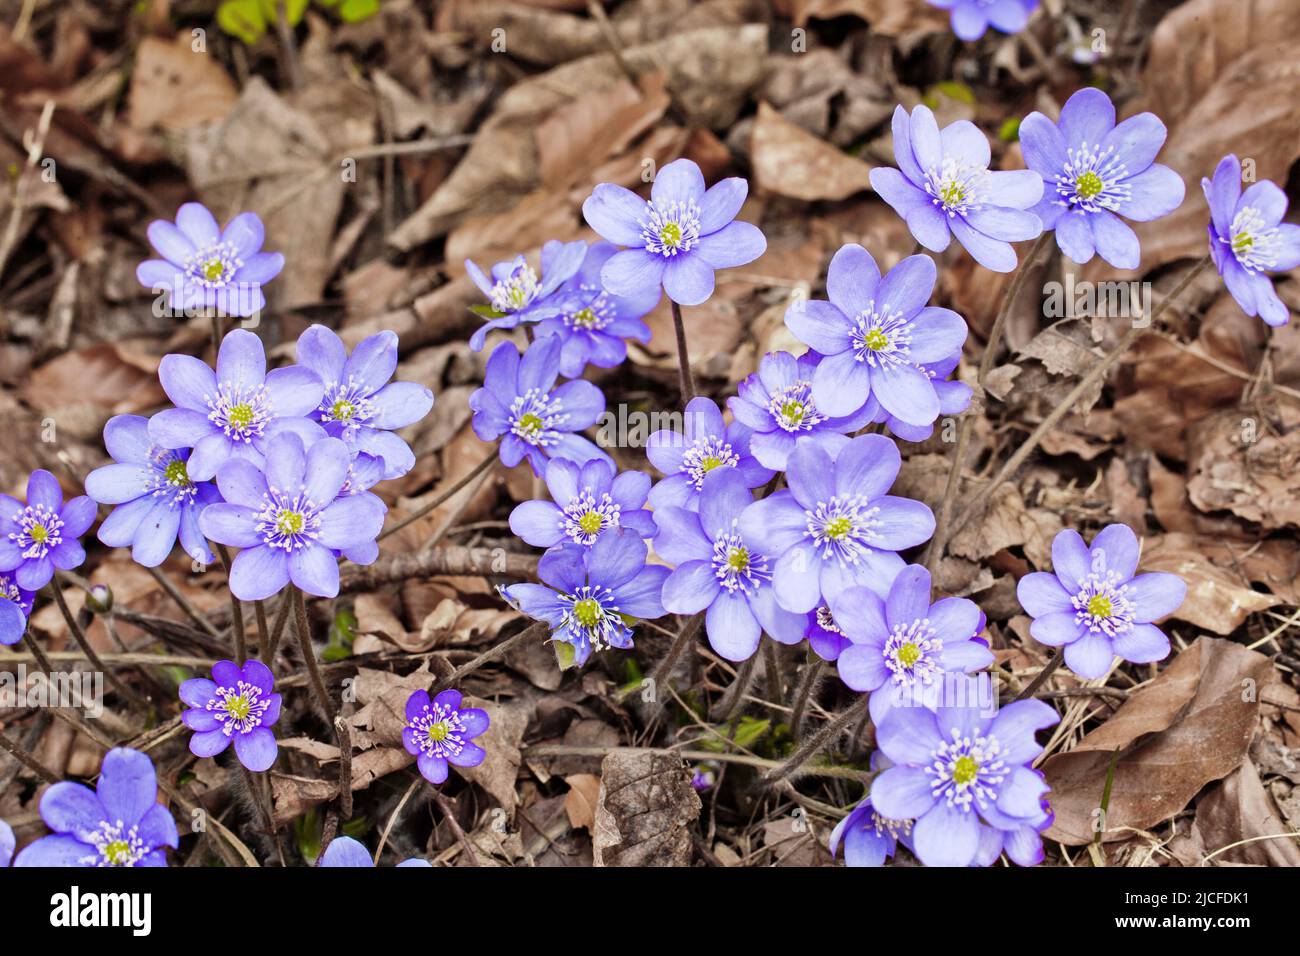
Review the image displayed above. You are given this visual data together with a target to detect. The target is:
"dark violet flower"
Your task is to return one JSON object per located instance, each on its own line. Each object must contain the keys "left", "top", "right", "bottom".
{"left": 1020, "top": 87, "right": 1185, "bottom": 269}
{"left": 871, "top": 106, "right": 1043, "bottom": 272}
{"left": 198, "top": 432, "right": 387, "bottom": 600}
{"left": 137, "top": 203, "right": 284, "bottom": 318}
{"left": 470, "top": 337, "right": 611, "bottom": 477}
{"left": 871, "top": 689, "right": 1059, "bottom": 867}
{"left": 317, "top": 835, "right": 431, "bottom": 868}
{"left": 691, "top": 767, "right": 715, "bottom": 791}
{"left": 502, "top": 530, "right": 669, "bottom": 667}
{"left": 295, "top": 325, "right": 434, "bottom": 480}
{"left": 830, "top": 797, "right": 912, "bottom": 868}
{"left": 535, "top": 241, "right": 659, "bottom": 378}
{"left": 728, "top": 350, "right": 876, "bottom": 470}
{"left": 738, "top": 435, "right": 931, "bottom": 614}
{"left": 0, "top": 573, "right": 34, "bottom": 647}
{"left": 1017, "top": 523, "right": 1186, "bottom": 680}
{"left": 1203, "top": 154, "right": 1300, "bottom": 328}
{"left": 929, "top": 0, "right": 1038, "bottom": 41}
{"left": 582, "top": 158, "right": 766, "bottom": 306}
{"left": 14, "top": 748, "right": 178, "bottom": 867}
{"left": 645, "top": 396, "right": 773, "bottom": 512}
{"left": 466, "top": 240, "right": 587, "bottom": 351}
{"left": 805, "top": 605, "right": 852, "bottom": 662}
{"left": 179, "top": 659, "right": 282, "bottom": 772}
{"left": 973, "top": 790, "right": 1052, "bottom": 867}
{"left": 0, "top": 819, "right": 12, "bottom": 867}
{"left": 149, "top": 329, "right": 325, "bottom": 482}
{"left": 871, "top": 354, "right": 972, "bottom": 442}
{"left": 832, "top": 564, "right": 993, "bottom": 725}
{"left": 784, "top": 245, "right": 967, "bottom": 424}
{"left": 509, "top": 457, "right": 654, "bottom": 550}
{"left": 402, "top": 688, "right": 489, "bottom": 786}
{"left": 0, "top": 470, "right": 95, "bottom": 591}
{"left": 86, "top": 414, "right": 219, "bottom": 568}
{"left": 656, "top": 470, "right": 806, "bottom": 662}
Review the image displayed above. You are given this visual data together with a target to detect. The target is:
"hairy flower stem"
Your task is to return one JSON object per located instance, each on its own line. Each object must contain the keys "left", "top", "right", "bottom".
{"left": 254, "top": 600, "right": 269, "bottom": 659}
{"left": 292, "top": 588, "right": 337, "bottom": 727}
{"left": 640, "top": 610, "right": 705, "bottom": 702}
{"left": 216, "top": 544, "right": 246, "bottom": 664}
{"left": 429, "top": 619, "right": 547, "bottom": 696}
{"left": 48, "top": 578, "right": 149, "bottom": 712}
{"left": 262, "top": 593, "right": 292, "bottom": 666}
{"left": 671, "top": 300, "right": 696, "bottom": 405}
{"left": 145, "top": 564, "right": 222, "bottom": 639}
{"left": 1015, "top": 646, "right": 1067, "bottom": 701}
{"left": 334, "top": 716, "right": 354, "bottom": 820}
{"left": 761, "top": 695, "right": 868, "bottom": 786}
{"left": 949, "top": 254, "right": 1214, "bottom": 540}
{"left": 712, "top": 653, "right": 758, "bottom": 722}
{"left": 788, "top": 656, "right": 825, "bottom": 739}
{"left": 379, "top": 449, "right": 499, "bottom": 541}
{"left": 925, "top": 232, "right": 1052, "bottom": 575}
{"left": 0, "top": 726, "right": 59, "bottom": 784}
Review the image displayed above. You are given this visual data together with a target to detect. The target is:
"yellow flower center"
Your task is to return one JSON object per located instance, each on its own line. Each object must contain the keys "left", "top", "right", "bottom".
{"left": 164, "top": 460, "right": 191, "bottom": 486}
{"left": 202, "top": 258, "right": 226, "bottom": 282}
{"left": 518, "top": 413, "right": 543, "bottom": 437}
{"left": 427, "top": 720, "right": 450, "bottom": 743}
{"left": 825, "top": 517, "right": 852, "bottom": 539}
{"left": 331, "top": 398, "right": 356, "bottom": 420}
{"left": 573, "top": 598, "right": 601, "bottom": 629}
{"left": 781, "top": 400, "right": 805, "bottom": 423}
{"left": 276, "top": 511, "right": 305, "bottom": 537}
{"left": 224, "top": 693, "right": 252, "bottom": 722}
{"left": 1087, "top": 594, "right": 1113, "bottom": 619}
{"left": 571, "top": 307, "right": 599, "bottom": 328}
{"left": 1231, "top": 231, "right": 1254, "bottom": 256}
{"left": 726, "top": 547, "right": 749, "bottom": 573}
{"left": 896, "top": 642, "right": 921, "bottom": 669}
{"left": 29, "top": 524, "right": 48, "bottom": 545}
{"left": 939, "top": 181, "right": 965, "bottom": 207}
{"left": 228, "top": 403, "right": 254, "bottom": 431}
{"left": 578, "top": 512, "right": 603, "bottom": 536}
{"left": 863, "top": 329, "right": 889, "bottom": 352}
{"left": 952, "top": 755, "right": 979, "bottom": 786}
{"left": 699, "top": 455, "right": 724, "bottom": 474}
{"left": 1074, "top": 171, "right": 1104, "bottom": 200}
{"left": 104, "top": 840, "right": 133, "bottom": 866}
{"left": 659, "top": 222, "right": 682, "bottom": 249}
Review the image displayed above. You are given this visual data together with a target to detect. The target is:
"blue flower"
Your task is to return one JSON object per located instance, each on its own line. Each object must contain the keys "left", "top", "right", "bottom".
{"left": 466, "top": 240, "right": 587, "bottom": 351}
{"left": 727, "top": 350, "right": 877, "bottom": 470}
{"left": 180, "top": 659, "right": 282, "bottom": 772}
{"left": 509, "top": 458, "right": 655, "bottom": 550}
{"left": 870, "top": 105, "right": 1043, "bottom": 272}
{"left": 645, "top": 396, "right": 773, "bottom": 512}
{"left": 829, "top": 796, "right": 912, "bottom": 867}
{"left": 534, "top": 241, "right": 659, "bottom": 378}
{"left": 1017, "top": 523, "right": 1186, "bottom": 680}
{"left": 870, "top": 354, "right": 972, "bottom": 442}
{"left": 502, "top": 530, "right": 669, "bottom": 667}
{"left": 295, "top": 325, "right": 434, "bottom": 480}
{"left": 14, "top": 748, "right": 179, "bottom": 867}
{"left": 0, "top": 573, "right": 35, "bottom": 647}
{"left": 583, "top": 158, "right": 767, "bottom": 306}
{"left": 1021, "top": 88, "right": 1185, "bottom": 269}
{"left": 402, "top": 688, "right": 489, "bottom": 785}
{"left": 1203, "top": 154, "right": 1300, "bottom": 327}
{"left": 655, "top": 470, "right": 805, "bottom": 662}
{"left": 973, "top": 792, "right": 1053, "bottom": 867}
{"left": 469, "top": 337, "right": 611, "bottom": 477}
{"left": 784, "top": 245, "right": 968, "bottom": 424}
{"left": 738, "top": 434, "right": 932, "bottom": 614}
{"left": 0, "top": 470, "right": 95, "bottom": 590}
{"left": 137, "top": 203, "right": 284, "bottom": 318}
{"left": 929, "top": 0, "right": 1038, "bottom": 41}
{"left": 86, "top": 414, "right": 219, "bottom": 568}
{"left": 148, "top": 329, "right": 325, "bottom": 481}
{"left": 317, "top": 835, "right": 431, "bottom": 867}
{"left": 0, "top": 819, "right": 13, "bottom": 867}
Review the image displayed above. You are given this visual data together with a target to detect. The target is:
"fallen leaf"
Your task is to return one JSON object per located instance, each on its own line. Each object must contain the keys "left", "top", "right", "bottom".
{"left": 128, "top": 34, "right": 238, "bottom": 132}
{"left": 592, "top": 750, "right": 702, "bottom": 866}
{"left": 563, "top": 773, "right": 602, "bottom": 831}
{"left": 1141, "top": 534, "right": 1280, "bottom": 634}
{"left": 751, "top": 101, "right": 873, "bottom": 201}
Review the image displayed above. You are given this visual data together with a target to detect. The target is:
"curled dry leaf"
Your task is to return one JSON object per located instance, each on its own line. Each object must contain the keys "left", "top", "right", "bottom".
{"left": 563, "top": 773, "right": 602, "bottom": 831}
{"left": 1043, "top": 637, "right": 1275, "bottom": 845}
{"left": 128, "top": 34, "right": 239, "bottom": 132}
{"left": 751, "top": 101, "right": 873, "bottom": 202}
{"left": 1140, "top": 534, "right": 1280, "bottom": 634}
{"left": 592, "top": 750, "right": 702, "bottom": 866}
{"left": 1168, "top": 760, "right": 1300, "bottom": 866}
{"left": 1186, "top": 409, "right": 1300, "bottom": 532}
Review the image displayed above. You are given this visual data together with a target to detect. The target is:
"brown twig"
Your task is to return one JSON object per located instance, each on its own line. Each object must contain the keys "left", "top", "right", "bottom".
{"left": 146, "top": 565, "right": 222, "bottom": 639}
{"left": 340, "top": 543, "right": 537, "bottom": 592}
{"left": 379, "top": 450, "right": 499, "bottom": 542}
{"left": 429, "top": 620, "right": 546, "bottom": 696}
{"left": 1014, "top": 647, "right": 1067, "bottom": 701}
{"left": 0, "top": 727, "right": 59, "bottom": 784}
{"left": 216, "top": 545, "right": 246, "bottom": 664}
{"left": 49, "top": 579, "right": 149, "bottom": 712}
{"left": 432, "top": 789, "right": 480, "bottom": 867}
{"left": 760, "top": 696, "right": 868, "bottom": 785}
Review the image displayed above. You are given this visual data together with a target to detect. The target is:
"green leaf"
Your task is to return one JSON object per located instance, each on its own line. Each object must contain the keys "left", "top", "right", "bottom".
{"left": 216, "top": 0, "right": 268, "bottom": 44}
{"left": 553, "top": 639, "right": 578, "bottom": 671}
{"left": 339, "top": 0, "right": 381, "bottom": 22}
{"left": 258, "top": 0, "right": 309, "bottom": 25}
{"left": 998, "top": 117, "right": 1021, "bottom": 142}
{"left": 925, "top": 80, "right": 976, "bottom": 107}
{"left": 468, "top": 304, "right": 507, "bottom": 319}
{"left": 697, "top": 716, "right": 770, "bottom": 752}
{"left": 323, "top": 607, "right": 356, "bottom": 662}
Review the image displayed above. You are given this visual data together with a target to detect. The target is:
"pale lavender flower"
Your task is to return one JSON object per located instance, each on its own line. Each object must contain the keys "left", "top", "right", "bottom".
{"left": 929, "top": 0, "right": 1038, "bottom": 41}
{"left": 466, "top": 240, "right": 587, "bottom": 351}
{"left": 179, "top": 659, "right": 282, "bottom": 772}
{"left": 317, "top": 835, "right": 431, "bottom": 868}
{"left": 0, "top": 470, "right": 95, "bottom": 590}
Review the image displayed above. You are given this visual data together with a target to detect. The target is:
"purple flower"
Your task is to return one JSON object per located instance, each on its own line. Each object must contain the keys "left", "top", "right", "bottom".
{"left": 1203, "top": 154, "right": 1300, "bottom": 328}
{"left": 198, "top": 432, "right": 387, "bottom": 600}
{"left": 830, "top": 798, "right": 911, "bottom": 867}
{"left": 470, "top": 337, "right": 611, "bottom": 477}
{"left": 785, "top": 245, "right": 968, "bottom": 424}
{"left": 973, "top": 790, "right": 1052, "bottom": 867}
{"left": 509, "top": 458, "right": 655, "bottom": 550}
{"left": 871, "top": 106, "right": 1043, "bottom": 272}
{"left": 832, "top": 564, "right": 993, "bottom": 725}
{"left": 317, "top": 835, "right": 431, "bottom": 867}
{"left": 0, "top": 470, "right": 95, "bottom": 591}
{"left": 645, "top": 396, "right": 773, "bottom": 512}
{"left": 0, "top": 819, "right": 13, "bottom": 867}
{"left": 870, "top": 354, "right": 972, "bottom": 441}
{"left": 738, "top": 435, "right": 931, "bottom": 614}
{"left": 656, "top": 470, "right": 806, "bottom": 662}
{"left": 179, "top": 659, "right": 282, "bottom": 772}
{"left": 466, "top": 240, "right": 588, "bottom": 351}
{"left": 805, "top": 605, "right": 852, "bottom": 661}
{"left": 294, "top": 325, "right": 434, "bottom": 480}
{"left": 402, "top": 688, "right": 489, "bottom": 785}
{"left": 1017, "top": 523, "right": 1186, "bottom": 680}
{"left": 0, "top": 573, "right": 34, "bottom": 647}
{"left": 691, "top": 767, "right": 715, "bottom": 791}
{"left": 1021, "top": 88, "right": 1185, "bottom": 269}
{"left": 137, "top": 203, "right": 284, "bottom": 318}
{"left": 727, "top": 350, "right": 877, "bottom": 470}
{"left": 13, "top": 748, "right": 178, "bottom": 867}
{"left": 86, "top": 414, "right": 219, "bottom": 568}
{"left": 929, "top": 0, "right": 1038, "bottom": 41}
{"left": 149, "top": 329, "right": 326, "bottom": 482}
{"left": 582, "top": 159, "right": 767, "bottom": 306}
{"left": 871, "top": 690, "right": 1059, "bottom": 867}
{"left": 535, "top": 241, "right": 659, "bottom": 378}
{"left": 502, "top": 530, "right": 669, "bottom": 667}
